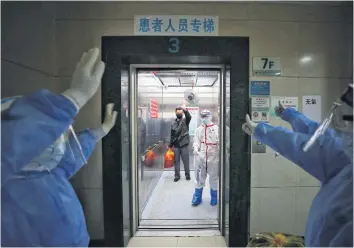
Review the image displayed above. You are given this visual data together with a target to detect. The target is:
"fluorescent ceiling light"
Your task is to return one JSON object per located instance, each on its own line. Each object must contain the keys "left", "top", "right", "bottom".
{"left": 139, "top": 87, "right": 220, "bottom": 93}
{"left": 300, "top": 56, "right": 312, "bottom": 64}
{"left": 139, "top": 93, "right": 228, "bottom": 98}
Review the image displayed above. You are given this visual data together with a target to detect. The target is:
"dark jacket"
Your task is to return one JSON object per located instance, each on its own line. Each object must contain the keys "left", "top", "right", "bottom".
{"left": 169, "top": 109, "right": 192, "bottom": 148}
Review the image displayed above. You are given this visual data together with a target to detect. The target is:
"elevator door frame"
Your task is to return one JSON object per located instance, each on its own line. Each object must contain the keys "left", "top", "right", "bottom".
{"left": 101, "top": 36, "right": 250, "bottom": 247}
{"left": 129, "top": 64, "right": 226, "bottom": 233}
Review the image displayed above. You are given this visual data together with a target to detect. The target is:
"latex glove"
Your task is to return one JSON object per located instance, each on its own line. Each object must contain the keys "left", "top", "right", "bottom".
{"left": 90, "top": 103, "right": 117, "bottom": 141}
{"left": 102, "top": 103, "right": 118, "bottom": 134}
{"left": 242, "top": 114, "right": 258, "bottom": 135}
{"left": 274, "top": 100, "right": 285, "bottom": 117}
{"left": 62, "top": 48, "right": 105, "bottom": 111}
{"left": 193, "top": 149, "right": 199, "bottom": 156}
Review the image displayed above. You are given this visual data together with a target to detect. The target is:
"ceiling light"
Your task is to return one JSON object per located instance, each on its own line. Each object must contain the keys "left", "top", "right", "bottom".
{"left": 300, "top": 56, "right": 312, "bottom": 64}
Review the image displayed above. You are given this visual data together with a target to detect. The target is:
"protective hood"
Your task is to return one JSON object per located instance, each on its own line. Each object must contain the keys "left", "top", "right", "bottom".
{"left": 200, "top": 109, "right": 212, "bottom": 125}
{"left": 1, "top": 95, "right": 87, "bottom": 173}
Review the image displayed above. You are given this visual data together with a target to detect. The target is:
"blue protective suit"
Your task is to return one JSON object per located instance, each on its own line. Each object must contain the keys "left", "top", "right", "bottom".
{"left": 1, "top": 90, "right": 97, "bottom": 247}
{"left": 254, "top": 108, "right": 353, "bottom": 247}
{"left": 280, "top": 107, "right": 336, "bottom": 136}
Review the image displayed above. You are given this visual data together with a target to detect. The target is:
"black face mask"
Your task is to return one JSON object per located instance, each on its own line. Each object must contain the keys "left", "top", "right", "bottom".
{"left": 176, "top": 114, "right": 183, "bottom": 119}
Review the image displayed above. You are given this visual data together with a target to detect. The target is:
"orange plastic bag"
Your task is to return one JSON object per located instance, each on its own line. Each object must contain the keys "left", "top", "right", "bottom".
{"left": 144, "top": 150, "right": 155, "bottom": 167}
{"left": 164, "top": 148, "right": 174, "bottom": 168}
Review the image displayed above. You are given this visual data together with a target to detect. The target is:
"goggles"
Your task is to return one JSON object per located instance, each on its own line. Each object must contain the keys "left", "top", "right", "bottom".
{"left": 200, "top": 110, "right": 212, "bottom": 119}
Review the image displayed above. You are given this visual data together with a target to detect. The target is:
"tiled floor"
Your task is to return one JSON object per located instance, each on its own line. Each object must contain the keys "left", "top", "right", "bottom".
{"left": 127, "top": 236, "right": 227, "bottom": 247}
{"left": 141, "top": 170, "right": 218, "bottom": 220}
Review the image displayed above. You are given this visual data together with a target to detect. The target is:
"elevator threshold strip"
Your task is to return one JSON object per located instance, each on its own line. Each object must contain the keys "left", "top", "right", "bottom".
{"left": 138, "top": 225, "right": 219, "bottom": 229}
{"left": 139, "top": 219, "right": 218, "bottom": 229}
{"left": 140, "top": 219, "right": 218, "bottom": 225}
{"left": 135, "top": 229, "right": 222, "bottom": 237}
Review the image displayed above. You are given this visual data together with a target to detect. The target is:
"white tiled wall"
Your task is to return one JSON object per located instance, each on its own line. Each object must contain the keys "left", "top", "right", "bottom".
{"left": 1, "top": 2, "right": 57, "bottom": 97}
{"left": 2, "top": 1, "right": 352, "bottom": 240}
{"left": 53, "top": 1, "right": 352, "bottom": 238}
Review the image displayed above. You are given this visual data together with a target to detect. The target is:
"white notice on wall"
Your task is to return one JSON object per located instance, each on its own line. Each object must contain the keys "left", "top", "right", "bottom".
{"left": 302, "top": 95, "right": 322, "bottom": 123}
{"left": 251, "top": 97, "right": 270, "bottom": 108}
{"left": 271, "top": 96, "right": 299, "bottom": 116}
{"left": 186, "top": 107, "right": 199, "bottom": 135}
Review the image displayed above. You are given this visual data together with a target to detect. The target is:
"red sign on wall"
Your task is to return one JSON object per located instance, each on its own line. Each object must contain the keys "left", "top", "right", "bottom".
{"left": 150, "top": 98, "right": 158, "bottom": 118}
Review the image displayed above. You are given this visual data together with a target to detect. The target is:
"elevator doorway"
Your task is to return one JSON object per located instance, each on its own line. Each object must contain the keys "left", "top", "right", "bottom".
{"left": 132, "top": 65, "right": 225, "bottom": 234}
{"left": 101, "top": 36, "right": 250, "bottom": 247}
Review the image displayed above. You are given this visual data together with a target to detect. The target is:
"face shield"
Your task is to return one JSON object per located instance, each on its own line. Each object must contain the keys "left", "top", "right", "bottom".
{"left": 1, "top": 96, "right": 87, "bottom": 173}
{"left": 200, "top": 109, "right": 212, "bottom": 125}
{"left": 303, "top": 85, "right": 353, "bottom": 158}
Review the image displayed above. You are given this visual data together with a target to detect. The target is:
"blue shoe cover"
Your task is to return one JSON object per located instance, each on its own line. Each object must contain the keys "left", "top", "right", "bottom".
{"left": 210, "top": 189, "right": 218, "bottom": 206}
{"left": 192, "top": 187, "right": 203, "bottom": 206}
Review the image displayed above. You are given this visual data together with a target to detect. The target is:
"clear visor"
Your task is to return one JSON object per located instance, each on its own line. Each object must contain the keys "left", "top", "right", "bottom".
{"left": 21, "top": 125, "right": 87, "bottom": 173}
{"left": 303, "top": 101, "right": 353, "bottom": 154}
{"left": 67, "top": 125, "right": 88, "bottom": 165}
{"left": 200, "top": 114, "right": 211, "bottom": 120}
{"left": 200, "top": 110, "right": 212, "bottom": 118}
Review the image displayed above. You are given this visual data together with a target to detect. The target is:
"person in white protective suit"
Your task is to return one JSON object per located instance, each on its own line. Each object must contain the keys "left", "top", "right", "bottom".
{"left": 192, "top": 109, "right": 219, "bottom": 206}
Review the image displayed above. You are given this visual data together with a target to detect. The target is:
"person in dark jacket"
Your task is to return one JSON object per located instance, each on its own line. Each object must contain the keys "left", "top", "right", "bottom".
{"left": 169, "top": 104, "right": 192, "bottom": 182}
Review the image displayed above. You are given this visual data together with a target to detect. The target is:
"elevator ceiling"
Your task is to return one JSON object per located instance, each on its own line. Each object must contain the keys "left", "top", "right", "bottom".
{"left": 138, "top": 70, "right": 219, "bottom": 88}
{"left": 120, "top": 68, "right": 230, "bottom": 105}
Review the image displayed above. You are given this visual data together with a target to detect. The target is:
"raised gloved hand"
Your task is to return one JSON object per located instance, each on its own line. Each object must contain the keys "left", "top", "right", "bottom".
{"left": 242, "top": 114, "right": 258, "bottom": 135}
{"left": 102, "top": 103, "right": 118, "bottom": 134}
{"left": 62, "top": 48, "right": 105, "bottom": 111}
{"left": 181, "top": 103, "right": 187, "bottom": 110}
{"left": 90, "top": 103, "right": 117, "bottom": 141}
{"left": 274, "top": 100, "right": 285, "bottom": 117}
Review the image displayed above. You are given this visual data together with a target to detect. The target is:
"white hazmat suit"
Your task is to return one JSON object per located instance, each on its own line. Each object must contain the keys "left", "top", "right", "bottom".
{"left": 192, "top": 110, "right": 219, "bottom": 206}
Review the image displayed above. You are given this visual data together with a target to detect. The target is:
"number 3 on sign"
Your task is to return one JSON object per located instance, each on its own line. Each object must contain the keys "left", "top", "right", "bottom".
{"left": 168, "top": 38, "right": 180, "bottom": 53}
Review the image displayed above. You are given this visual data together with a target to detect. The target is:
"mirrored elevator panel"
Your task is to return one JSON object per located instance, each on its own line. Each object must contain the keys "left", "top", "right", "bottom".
{"left": 136, "top": 71, "right": 165, "bottom": 218}
{"left": 224, "top": 68, "right": 230, "bottom": 244}
{"left": 136, "top": 68, "right": 222, "bottom": 227}
{"left": 121, "top": 67, "right": 131, "bottom": 245}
